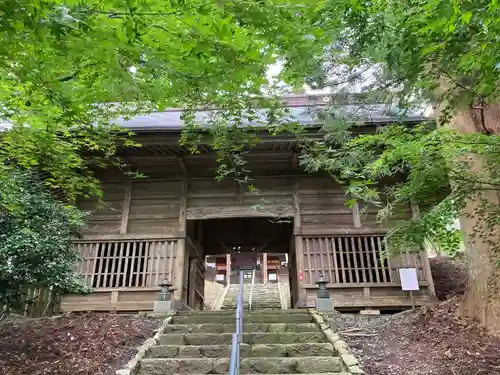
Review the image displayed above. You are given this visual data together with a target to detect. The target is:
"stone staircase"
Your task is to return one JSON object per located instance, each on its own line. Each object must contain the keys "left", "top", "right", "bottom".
{"left": 204, "top": 281, "right": 227, "bottom": 311}
{"left": 138, "top": 310, "right": 348, "bottom": 375}
{"left": 221, "top": 283, "right": 282, "bottom": 310}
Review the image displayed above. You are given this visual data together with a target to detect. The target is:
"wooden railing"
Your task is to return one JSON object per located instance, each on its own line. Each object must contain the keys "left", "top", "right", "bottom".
{"left": 3, "top": 288, "right": 60, "bottom": 318}
{"left": 73, "top": 236, "right": 181, "bottom": 289}
{"left": 301, "top": 235, "right": 429, "bottom": 286}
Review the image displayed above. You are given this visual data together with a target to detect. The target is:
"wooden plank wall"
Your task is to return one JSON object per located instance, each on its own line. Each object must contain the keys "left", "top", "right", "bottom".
{"left": 80, "top": 180, "right": 182, "bottom": 236}
{"left": 127, "top": 181, "right": 181, "bottom": 235}
{"left": 298, "top": 177, "right": 354, "bottom": 234}
{"left": 297, "top": 176, "right": 413, "bottom": 232}
{"left": 79, "top": 182, "right": 127, "bottom": 235}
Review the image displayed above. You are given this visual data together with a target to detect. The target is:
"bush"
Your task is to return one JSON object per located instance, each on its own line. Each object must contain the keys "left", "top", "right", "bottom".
{"left": 0, "top": 170, "right": 90, "bottom": 312}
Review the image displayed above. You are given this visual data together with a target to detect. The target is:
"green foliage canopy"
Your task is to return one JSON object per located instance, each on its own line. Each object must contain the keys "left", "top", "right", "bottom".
{"left": 0, "top": 0, "right": 331, "bottom": 204}
{"left": 315, "top": 0, "right": 500, "bottom": 113}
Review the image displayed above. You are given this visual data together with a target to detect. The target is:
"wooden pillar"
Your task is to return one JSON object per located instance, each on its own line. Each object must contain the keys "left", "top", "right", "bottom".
{"left": 411, "top": 201, "right": 436, "bottom": 296}
{"left": 293, "top": 182, "right": 301, "bottom": 235}
{"left": 294, "top": 236, "right": 306, "bottom": 306}
{"left": 188, "top": 257, "right": 197, "bottom": 307}
{"left": 174, "top": 181, "right": 188, "bottom": 301}
{"left": 226, "top": 253, "right": 231, "bottom": 285}
{"left": 262, "top": 253, "right": 268, "bottom": 284}
{"left": 352, "top": 201, "right": 361, "bottom": 228}
{"left": 120, "top": 181, "right": 132, "bottom": 234}
{"left": 178, "top": 180, "right": 188, "bottom": 236}
{"left": 293, "top": 181, "right": 305, "bottom": 306}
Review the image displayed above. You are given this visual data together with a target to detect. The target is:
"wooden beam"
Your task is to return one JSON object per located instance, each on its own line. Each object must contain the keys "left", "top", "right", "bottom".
{"left": 409, "top": 202, "right": 436, "bottom": 295}
{"left": 186, "top": 204, "right": 293, "bottom": 220}
{"left": 120, "top": 181, "right": 132, "bottom": 234}
{"left": 262, "top": 252, "right": 268, "bottom": 284}
{"left": 188, "top": 257, "right": 197, "bottom": 307}
{"left": 254, "top": 242, "right": 269, "bottom": 252}
{"left": 352, "top": 201, "right": 362, "bottom": 228}
{"left": 236, "top": 184, "right": 244, "bottom": 204}
{"left": 73, "top": 233, "right": 182, "bottom": 241}
{"left": 174, "top": 181, "right": 188, "bottom": 301}
{"left": 411, "top": 201, "right": 420, "bottom": 218}
{"left": 292, "top": 152, "right": 299, "bottom": 169}
{"left": 186, "top": 235, "right": 204, "bottom": 261}
{"left": 178, "top": 180, "right": 188, "bottom": 236}
{"left": 221, "top": 243, "right": 232, "bottom": 253}
{"left": 293, "top": 182, "right": 301, "bottom": 235}
{"left": 294, "top": 235, "right": 306, "bottom": 305}
{"left": 177, "top": 157, "right": 188, "bottom": 175}
{"left": 93, "top": 173, "right": 313, "bottom": 184}
{"left": 300, "top": 227, "right": 389, "bottom": 236}
{"left": 173, "top": 238, "right": 186, "bottom": 301}
{"left": 226, "top": 254, "right": 231, "bottom": 284}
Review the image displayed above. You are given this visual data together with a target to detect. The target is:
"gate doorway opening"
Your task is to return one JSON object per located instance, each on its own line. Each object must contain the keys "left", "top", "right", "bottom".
{"left": 186, "top": 216, "right": 296, "bottom": 308}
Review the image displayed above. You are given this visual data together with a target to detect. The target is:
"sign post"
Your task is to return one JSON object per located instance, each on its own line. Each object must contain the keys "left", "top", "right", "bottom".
{"left": 398, "top": 268, "right": 419, "bottom": 310}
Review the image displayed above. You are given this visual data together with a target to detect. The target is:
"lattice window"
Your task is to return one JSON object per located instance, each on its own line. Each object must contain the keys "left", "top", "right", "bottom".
{"left": 302, "top": 235, "right": 393, "bottom": 285}
{"left": 92, "top": 242, "right": 149, "bottom": 288}
{"left": 333, "top": 236, "right": 391, "bottom": 284}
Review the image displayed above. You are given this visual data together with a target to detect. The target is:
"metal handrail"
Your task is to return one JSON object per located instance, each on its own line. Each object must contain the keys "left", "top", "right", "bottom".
{"left": 228, "top": 270, "right": 244, "bottom": 375}
{"left": 248, "top": 268, "right": 256, "bottom": 311}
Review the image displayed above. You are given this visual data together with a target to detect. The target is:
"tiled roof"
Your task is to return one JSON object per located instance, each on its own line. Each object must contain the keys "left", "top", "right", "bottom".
{"left": 112, "top": 96, "right": 429, "bottom": 132}
{"left": 0, "top": 95, "right": 431, "bottom": 132}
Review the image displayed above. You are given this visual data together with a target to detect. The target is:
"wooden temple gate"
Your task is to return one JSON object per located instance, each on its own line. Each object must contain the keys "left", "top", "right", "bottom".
{"left": 61, "top": 96, "right": 436, "bottom": 312}
{"left": 62, "top": 175, "right": 435, "bottom": 312}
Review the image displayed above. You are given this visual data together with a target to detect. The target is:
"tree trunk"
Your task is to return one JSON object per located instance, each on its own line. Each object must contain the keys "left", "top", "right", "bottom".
{"left": 448, "top": 105, "right": 500, "bottom": 336}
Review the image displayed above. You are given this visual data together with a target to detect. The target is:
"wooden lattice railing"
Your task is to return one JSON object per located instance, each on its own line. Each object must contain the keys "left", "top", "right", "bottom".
{"left": 301, "top": 235, "right": 428, "bottom": 286}
{"left": 73, "top": 237, "right": 180, "bottom": 289}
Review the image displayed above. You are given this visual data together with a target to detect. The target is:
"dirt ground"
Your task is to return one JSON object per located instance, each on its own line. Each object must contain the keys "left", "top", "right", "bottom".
{"left": 0, "top": 314, "right": 160, "bottom": 375}
{"left": 429, "top": 255, "right": 467, "bottom": 300}
{"left": 329, "top": 256, "right": 500, "bottom": 375}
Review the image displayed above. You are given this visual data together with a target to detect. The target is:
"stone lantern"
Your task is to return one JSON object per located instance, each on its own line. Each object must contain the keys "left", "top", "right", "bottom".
{"left": 154, "top": 279, "right": 175, "bottom": 314}
{"left": 315, "top": 272, "right": 333, "bottom": 311}
{"left": 158, "top": 279, "right": 173, "bottom": 301}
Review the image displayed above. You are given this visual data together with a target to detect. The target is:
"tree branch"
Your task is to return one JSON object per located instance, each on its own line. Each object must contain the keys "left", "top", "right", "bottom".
{"left": 76, "top": 1, "right": 221, "bottom": 17}
{"left": 449, "top": 173, "right": 500, "bottom": 188}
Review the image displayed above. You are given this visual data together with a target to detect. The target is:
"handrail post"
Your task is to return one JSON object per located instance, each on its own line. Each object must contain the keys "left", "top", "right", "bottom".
{"left": 238, "top": 270, "right": 244, "bottom": 336}
{"left": 229, "top": 269, "right": 244, "bottom": 375}
{"left": 248, "top": 268, "right": 256, "bottom": 311}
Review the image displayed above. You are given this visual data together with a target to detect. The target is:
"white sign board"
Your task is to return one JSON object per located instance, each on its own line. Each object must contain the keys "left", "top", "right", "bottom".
{"left": 268, "top": 273, "right": 277, "bottom": 281}
{"left": 399, "top": 268, "right": 420, "bottom": 291}
{"left": 215, "top": 274, "right": 225, "bottom": 281}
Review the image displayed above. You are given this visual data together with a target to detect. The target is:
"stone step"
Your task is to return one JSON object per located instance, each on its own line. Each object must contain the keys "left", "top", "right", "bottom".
{"left": 176, "top": 309, "right": 306, "bottom": 316}
{"left": 163, "top": 323, "right": 320, "bottom": 334}
{"left": 149, "top": 343, "right": 335, "bottom": 358}
{"left": 138, "top": 356, "right": 344, "bottom": 375}
{"left": 158, "top": 332, "right": 326, "bottom": 345}
{"left": 172, "top": 314, "right": 312, "bottom": 324}
{"left": 220, "top": 306, "right": 282, "bottom": 310}
{"left": 142, "top": 373, "right": 349, "bottom": 375}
